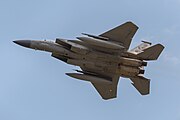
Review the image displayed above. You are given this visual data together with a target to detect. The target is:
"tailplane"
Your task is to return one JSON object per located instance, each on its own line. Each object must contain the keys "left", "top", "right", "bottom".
{"left": 130, "top": 76, "right": 150, "bottom": 95}
{"left": 136, "top": 44, "right": 164, "bottom": 60}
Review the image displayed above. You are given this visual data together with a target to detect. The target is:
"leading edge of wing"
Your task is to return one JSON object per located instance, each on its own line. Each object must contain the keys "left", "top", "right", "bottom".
{"left": 100, "top": 21, "right": 138, "bottom": 49}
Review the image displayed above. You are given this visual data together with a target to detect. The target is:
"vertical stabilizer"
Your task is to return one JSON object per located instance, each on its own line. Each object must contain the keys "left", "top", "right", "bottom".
{"left": 130, "top": 41, "right": 151, "bottom": 54}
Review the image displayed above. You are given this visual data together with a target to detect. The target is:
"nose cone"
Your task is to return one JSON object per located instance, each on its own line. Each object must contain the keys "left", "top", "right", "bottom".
{"left": 13, "top": 40, "right": 31, "bottom": 48}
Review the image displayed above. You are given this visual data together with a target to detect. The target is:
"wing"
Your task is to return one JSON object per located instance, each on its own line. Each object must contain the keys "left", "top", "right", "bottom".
{"left": 91, "top": 75, "right": 120, "bottom": 100}
{"left": 81, "top": 67, "right": 120, "bottom": 100}
{"left": 100, "top": 21, "right": 138, "bottom": 50}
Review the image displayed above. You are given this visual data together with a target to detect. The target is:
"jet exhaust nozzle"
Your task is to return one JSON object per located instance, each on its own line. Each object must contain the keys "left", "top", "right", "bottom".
{"left": 139, "top": 69, "right": 145, "bottom": 74}
{"left": 142, "top": 61, "right": 147, "bottom": 66}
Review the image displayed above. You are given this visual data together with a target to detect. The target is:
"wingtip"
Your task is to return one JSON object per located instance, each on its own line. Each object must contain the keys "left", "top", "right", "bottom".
{"left": 126, "top": 21, "right": 139, "bottom": 29}
{"left": 157, "top": 43, "right": 165, "bottom": 49}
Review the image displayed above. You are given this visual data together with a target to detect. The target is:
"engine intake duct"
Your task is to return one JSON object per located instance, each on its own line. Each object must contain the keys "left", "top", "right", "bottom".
{"left": 51, "top": 53, "right": 68, "bottom": 63}
{"left": 56, "top": 38, "right": 72, "bottom": 49}
{"left": 142, "top": 61, "right": 147, "bottom": 66}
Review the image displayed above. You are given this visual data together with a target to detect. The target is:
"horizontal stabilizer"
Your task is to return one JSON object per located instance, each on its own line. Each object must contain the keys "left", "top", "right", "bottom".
{"left": 130, "top": 76, "right": 150, "bottom": 95}
{"left": 137, "top": 44, "right": 164, "bottom": 60}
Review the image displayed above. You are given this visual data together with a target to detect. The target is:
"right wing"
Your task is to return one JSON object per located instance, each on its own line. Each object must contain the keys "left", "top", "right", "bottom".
{"left": 80, "top": 67, "right": 120, "bottom": 100}
{"left": 100, "top": 21, "right": 138, "bottom": 50}
{"left": 91, "top": 75, "right": 120, "bottom": 100}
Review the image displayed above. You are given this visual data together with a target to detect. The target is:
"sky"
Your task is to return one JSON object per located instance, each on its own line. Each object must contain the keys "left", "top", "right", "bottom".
{"left": 0, "top": 0, "right": 180, "bottom": 120}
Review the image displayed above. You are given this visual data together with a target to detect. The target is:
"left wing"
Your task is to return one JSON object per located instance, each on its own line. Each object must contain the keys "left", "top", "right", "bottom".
{"left": 100, "top": 21, "right": 138, "bottom": 50}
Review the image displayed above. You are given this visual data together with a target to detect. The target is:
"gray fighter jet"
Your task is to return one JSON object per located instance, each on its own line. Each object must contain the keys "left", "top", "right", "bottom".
{"left": 14, "top": 21, "right": 164, "bottom": 100}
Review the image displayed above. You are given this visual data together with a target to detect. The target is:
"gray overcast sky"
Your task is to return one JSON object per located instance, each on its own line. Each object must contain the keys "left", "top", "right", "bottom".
{"left": 0, "top": 0, "right": 180, "bottom": 120}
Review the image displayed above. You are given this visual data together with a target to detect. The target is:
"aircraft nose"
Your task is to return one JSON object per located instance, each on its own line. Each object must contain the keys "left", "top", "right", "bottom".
{"left": 13, "top": 40, "right": 31, "bottom": 48}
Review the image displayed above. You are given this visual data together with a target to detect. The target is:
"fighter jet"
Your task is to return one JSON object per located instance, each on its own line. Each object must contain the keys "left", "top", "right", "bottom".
{"left": 14, "top": 21, "right": 164, "bottom": 100}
